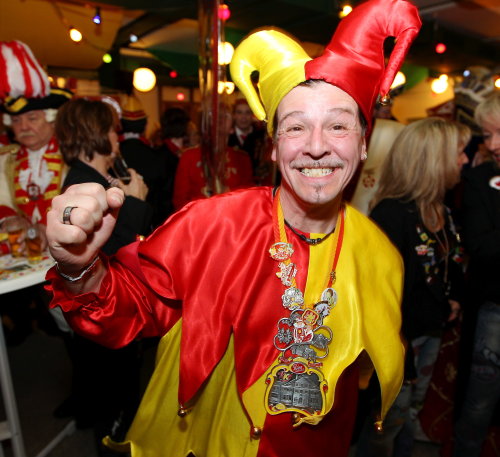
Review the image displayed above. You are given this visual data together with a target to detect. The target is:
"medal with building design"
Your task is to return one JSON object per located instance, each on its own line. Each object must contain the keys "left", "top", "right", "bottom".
{"left": 265, "top": 298, "right": 334, "bottom": 417}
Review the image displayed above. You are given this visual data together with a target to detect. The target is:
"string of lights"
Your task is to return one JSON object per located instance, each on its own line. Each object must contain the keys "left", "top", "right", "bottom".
{"left": 48, "top": 0, "right": 110, "bottom": 56}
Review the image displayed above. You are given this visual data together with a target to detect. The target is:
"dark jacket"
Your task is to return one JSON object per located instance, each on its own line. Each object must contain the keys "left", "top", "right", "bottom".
{"left": 120, "top": 137, "right": 169, "bottom": 228}
{"left": 63, "top": 159, "right": 153, "bottom": 255}
{"left": 462, "top": 161, "right": 500, "bottom": 304}
{"left": 370, "top": 198, "right": 464, "bottom": 341}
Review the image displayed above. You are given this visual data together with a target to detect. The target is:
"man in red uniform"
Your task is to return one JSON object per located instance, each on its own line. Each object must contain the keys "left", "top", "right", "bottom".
{"left": 44, "top": 1, "right": 421, "bottom": 456}
{"left": 173, "top": 109, "right": 254, "bottom": 210}
{"left": 0, "top": 41, "right": 72, "bottom": 231}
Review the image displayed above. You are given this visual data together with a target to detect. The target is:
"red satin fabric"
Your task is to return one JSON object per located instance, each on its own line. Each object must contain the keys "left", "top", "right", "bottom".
{"left": 45, "top": 253, "right": 182, "bottom": 348}
{"left": 305, "top": 0, "right": 421, "bottom": 129}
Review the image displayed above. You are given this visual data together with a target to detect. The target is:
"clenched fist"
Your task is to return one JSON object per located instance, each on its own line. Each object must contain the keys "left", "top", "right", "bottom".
{"left": 47, "top": 183, "right": 124, "bottom": 275}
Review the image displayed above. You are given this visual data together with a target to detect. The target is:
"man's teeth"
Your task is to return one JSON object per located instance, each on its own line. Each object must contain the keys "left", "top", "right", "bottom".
{"left": 300, "top": 168, "right": 333, "bottom": 177}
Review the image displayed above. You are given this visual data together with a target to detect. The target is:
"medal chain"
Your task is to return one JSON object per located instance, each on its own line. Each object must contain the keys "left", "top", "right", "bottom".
{"left": 272, "top": 187, "right": 344, "bottom": 296}
{"left": 265, "top": 187, "right": 346, "bottom": 420}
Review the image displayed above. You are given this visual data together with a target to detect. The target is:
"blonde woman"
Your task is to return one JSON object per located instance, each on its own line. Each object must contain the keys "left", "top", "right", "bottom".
{"left": 453, "top": 92, "right": 500, "bottom": 457}
{"left": 356, "top": 117, "right": 470, "bottom": 457}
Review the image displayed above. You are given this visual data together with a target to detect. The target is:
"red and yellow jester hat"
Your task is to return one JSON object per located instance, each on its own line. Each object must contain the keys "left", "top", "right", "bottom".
{"left": 230, "top": 0, "right": 421, "bottom": 135}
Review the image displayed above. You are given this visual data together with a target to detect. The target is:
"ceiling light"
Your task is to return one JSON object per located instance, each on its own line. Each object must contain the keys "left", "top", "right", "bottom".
{"left": 129, "top": 34, "right": 138, "bottom": 43}
{"left": 431, "top": 74, "right": 449, "bottom": 94}
{"left": 217, "top": 81, "right": 235, "bottom": 94}
{"left": 218, "top": 4, "right": 231, "bottom": 21}
{"left": 218, "top": 42, "right": 234, "bottom": 66}
{"left": 92, "top": 7, "right": 101, "bottom": 25}
{"left": 339, "top": 5, "right": 353, "bottom": 18}
{"left": 133, "top": 68, "right": 156, "bottom": 92}
{"left": 495, "top": 77, "right": 500, "bottom": 89}
{"left": 69, "top": 27, "right": 82, "bottom": 43}
{"left": 435, "top": 42, "right": 446, "bottom": 54}
{"left": 390, "top": 71, "right": 406, "bottom": 89}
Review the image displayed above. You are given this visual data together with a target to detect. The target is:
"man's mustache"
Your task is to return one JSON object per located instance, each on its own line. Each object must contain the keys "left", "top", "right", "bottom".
{"left": 290, "top": 159, "right": 345, "bottom": 169}
{"left": 17, "top": 131, "right": 35, "bottom": 138}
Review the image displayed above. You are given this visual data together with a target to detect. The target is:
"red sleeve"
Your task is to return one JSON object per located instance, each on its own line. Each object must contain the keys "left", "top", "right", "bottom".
{"left": 45, "top": 251, "right": 181, "bottom": 349}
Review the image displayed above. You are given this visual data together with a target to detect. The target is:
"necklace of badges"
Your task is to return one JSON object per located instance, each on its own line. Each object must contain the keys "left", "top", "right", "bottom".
{"left": 414, "top": 208, "right": 463, "bottom": 296}
{"left": 264, "top": 188, "right": 345, "bottom": 424}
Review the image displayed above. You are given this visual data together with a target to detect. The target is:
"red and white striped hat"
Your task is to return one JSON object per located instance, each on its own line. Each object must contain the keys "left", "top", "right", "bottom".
{"left": 0, "top": 40, "right": 50, "bottom": 101}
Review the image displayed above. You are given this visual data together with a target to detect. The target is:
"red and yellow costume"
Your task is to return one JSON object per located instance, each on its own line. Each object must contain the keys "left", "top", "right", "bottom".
{"left": 12, "top": 137, "right": 64, "bottom": 224}
{"left": 45, "top": 1, "right": 421, "bottom": 454}
{"left": 47, "top": 187, "right": 404, "bottom": 457}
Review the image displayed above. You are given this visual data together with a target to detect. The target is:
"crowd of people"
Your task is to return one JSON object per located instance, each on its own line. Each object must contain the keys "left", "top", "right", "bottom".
{"left": 0, "top": 0, "right": 499, "bottom": 456}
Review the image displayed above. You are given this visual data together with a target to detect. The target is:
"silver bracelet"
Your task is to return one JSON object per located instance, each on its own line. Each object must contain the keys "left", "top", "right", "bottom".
{"left": 55, "top": 255, "right": 100, "bottom": 282}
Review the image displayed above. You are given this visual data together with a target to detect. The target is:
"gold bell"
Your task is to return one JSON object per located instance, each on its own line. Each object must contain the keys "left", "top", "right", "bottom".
{"left": 250, "top": 426, "right": 262, "bottom": 439}
{"left": 374, "top": 420, "right": 384, "bottom": 433}
{"left": 379, "top": 94, "right": 391, "bottom": 106}
{"left": 177, "top": 406, "right": 189, "bottom": 417}
{"left": 291, "top": 412, "right": 305, "bottom": 428}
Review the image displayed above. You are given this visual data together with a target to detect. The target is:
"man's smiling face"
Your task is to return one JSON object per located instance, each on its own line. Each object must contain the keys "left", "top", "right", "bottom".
{"left": 272, "top": 81, "right": 366, "bottom": 212}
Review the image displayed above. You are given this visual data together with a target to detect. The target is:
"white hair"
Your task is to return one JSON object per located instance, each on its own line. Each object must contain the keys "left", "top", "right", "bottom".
{"left": 3, "top": 108, "right": 58, "bottom": 126}
{"left": 44, "top": 108, "right": 57, "bottom": 122}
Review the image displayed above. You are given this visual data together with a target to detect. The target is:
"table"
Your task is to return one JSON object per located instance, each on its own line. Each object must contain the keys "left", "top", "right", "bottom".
{"left": 0, "top": 254, "right": 75, "bottom": 457}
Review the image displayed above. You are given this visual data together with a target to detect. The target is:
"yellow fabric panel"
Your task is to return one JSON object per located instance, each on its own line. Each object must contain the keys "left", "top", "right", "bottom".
{"left": 45, "top": 152, "right": 63, "bottom": 159}
{"left": 123, "top": 320, "right": 260, "bottom": 457}
{"left": 321, "top": 204, "right": 404, "bottom": 420}
{"left": 46, "top": 162, "right": 62, "bottom": 171}
{"left": 44, "top": 190, "right": 59, "bottom": 199}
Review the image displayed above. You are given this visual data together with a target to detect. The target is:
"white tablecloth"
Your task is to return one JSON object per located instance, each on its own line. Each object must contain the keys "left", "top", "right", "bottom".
{"left": 0, "top": 254, "right": 54, "bottom": 295}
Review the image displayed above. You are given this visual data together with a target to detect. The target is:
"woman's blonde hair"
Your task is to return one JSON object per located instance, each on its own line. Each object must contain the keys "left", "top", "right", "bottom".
{"left": 370, "top": 117, "right": 470, "bottom": 230}
{"left": 475, "top": 91, "right": 500, "bottom": 128}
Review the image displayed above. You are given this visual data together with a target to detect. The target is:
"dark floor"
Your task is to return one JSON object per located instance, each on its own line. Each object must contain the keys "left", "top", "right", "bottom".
{"left": 1, "top": 329, "right": 441, "bottom": 457}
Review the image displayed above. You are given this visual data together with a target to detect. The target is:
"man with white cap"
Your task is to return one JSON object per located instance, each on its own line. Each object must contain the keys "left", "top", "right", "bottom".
{"left": 0, "top": 41, "right": 72, "bottom": 233}
{"left": 44, "top": 1, "right": 421, "bottom": 455}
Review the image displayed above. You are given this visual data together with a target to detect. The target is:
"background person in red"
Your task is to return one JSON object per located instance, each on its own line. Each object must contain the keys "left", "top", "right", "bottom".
{"left": 173, "top": 109, "right": 254, "bottom": 210}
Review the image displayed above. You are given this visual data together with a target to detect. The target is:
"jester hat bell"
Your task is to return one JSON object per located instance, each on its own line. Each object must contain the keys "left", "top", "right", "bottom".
{"left": 230, "top": 0, "right": 422, "bottom": 135}
{"left": 0, "top": 40, "right": 72, "bottom": 115}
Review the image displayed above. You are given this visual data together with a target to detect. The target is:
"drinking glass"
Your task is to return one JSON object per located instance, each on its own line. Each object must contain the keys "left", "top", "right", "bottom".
{"left": 26, "top": 224, "right": 43, "bottom": 263}
{"left": 4, "top": 216, "right": 28, "bottom": 257}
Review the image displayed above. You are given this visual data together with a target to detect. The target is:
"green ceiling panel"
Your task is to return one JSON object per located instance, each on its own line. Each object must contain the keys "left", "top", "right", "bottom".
{"left": 147, "top": 48, "right": 200, "bottom": 77}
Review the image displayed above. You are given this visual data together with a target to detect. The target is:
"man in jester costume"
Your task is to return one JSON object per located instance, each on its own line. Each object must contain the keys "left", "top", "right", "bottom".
{"left": 45, "top": 0, "right": 421, "bottom": 455}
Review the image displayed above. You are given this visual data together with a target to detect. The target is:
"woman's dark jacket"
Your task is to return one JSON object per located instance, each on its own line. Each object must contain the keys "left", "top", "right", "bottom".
{"left": 63, "top": 159, "right": 153, "bottom": 255}
{"left": 370, "top": 199, "right": 464, "bottom": 341}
